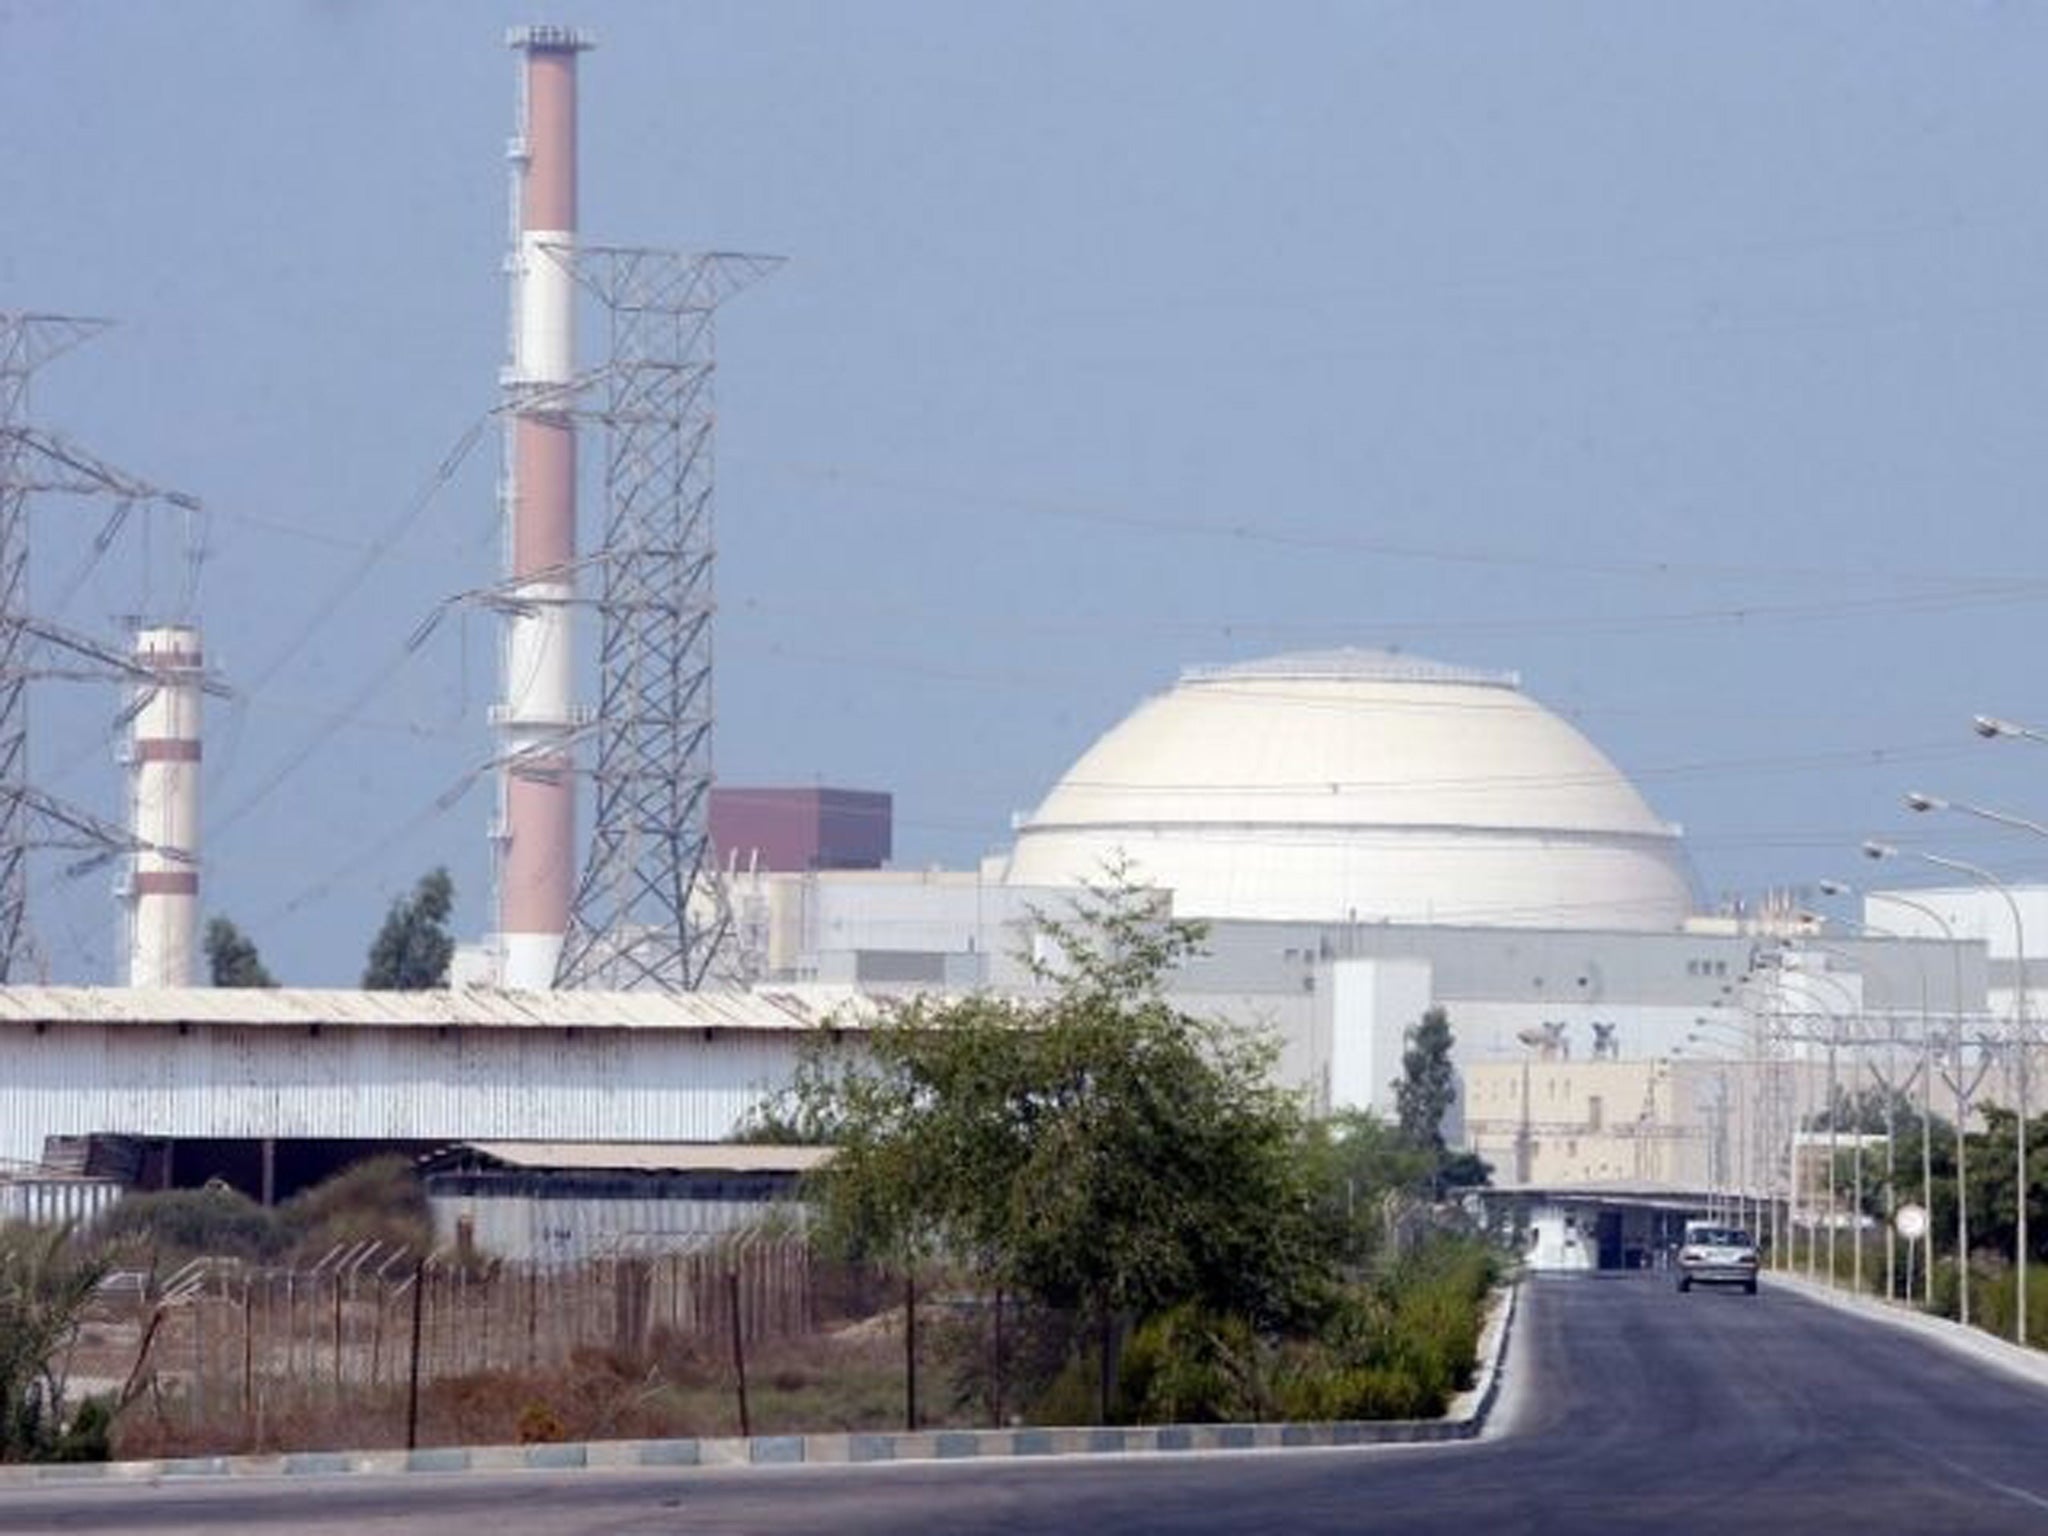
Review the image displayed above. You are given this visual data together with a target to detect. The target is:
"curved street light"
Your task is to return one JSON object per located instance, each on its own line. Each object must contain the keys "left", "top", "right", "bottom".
{"left": 1718, "top": 970, "right": 1801, "bottom": 1270}
{"left": 1785, "top": 955, "right": 1862, "bottom": 1290}
{"left": 1905, "top": 791, "right": 2048, "bottom": 843}
{"left": 1975, "top": 715, "right": 2048, "bottom": 747}
{"left": 1819, "top": 879, "right": 1960, "bottom": 1309}
{"left": 1677, "top": 1015, "right": 1757, "bottom": 1230}
{"left": 1868, "top": 836, "right": 2030, "bottom": 1343}
{"left": 1795, "top": 942, "right": 1890, "bottom": 1298}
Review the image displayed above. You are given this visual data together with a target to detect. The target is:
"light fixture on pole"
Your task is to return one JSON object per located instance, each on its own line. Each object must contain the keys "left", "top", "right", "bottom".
{"left": 1819, "top": 878, "right": 1959, "bottom": 1309}
{"left": 1782, "top": 952, "right": 1860, "bottom": 1290}
{"left": 1868, "top": 834, "right": 2030, "bottom": 1344}
{"left": 1720, "top": 970, "right": 1795, "bottom": 1271}
{"left": 1904, "top": 791, "right": 2048, "bottom": 843}
{"left": 1794, "top": 943, "right": 1877, "bottom": 1298}
{"left": 1975, "top": 715, "right": 2048, "bottom": 748}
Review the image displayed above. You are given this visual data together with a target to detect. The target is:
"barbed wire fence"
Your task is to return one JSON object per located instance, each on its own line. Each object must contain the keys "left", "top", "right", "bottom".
{"left": 92, "top": 1232, "right": 815, "bottom": 1448}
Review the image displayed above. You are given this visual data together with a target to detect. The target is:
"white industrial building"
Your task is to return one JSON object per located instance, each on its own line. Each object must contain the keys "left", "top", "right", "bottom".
{"left": 730, "top": 650, "right": 1996, "bottom": 1171}
{"left": 1003, "top": 650, "right": 1696, "bottom": 933}
{"left": 0, "top": 985, "right": 866, "bottom": 1201}
{"left": 0, "top": 646, "right": 2021, "bottom": 1224}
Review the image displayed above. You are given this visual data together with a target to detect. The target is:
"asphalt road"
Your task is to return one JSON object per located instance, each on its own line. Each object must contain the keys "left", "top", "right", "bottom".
{"left": 12, "top": 1272, "right": 2048, "bottom": 1534}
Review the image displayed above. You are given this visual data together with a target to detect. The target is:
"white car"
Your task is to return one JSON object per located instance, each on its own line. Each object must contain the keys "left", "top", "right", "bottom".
{"left": 1676, "top": 1225, "right": 1759, "bottom": 1294}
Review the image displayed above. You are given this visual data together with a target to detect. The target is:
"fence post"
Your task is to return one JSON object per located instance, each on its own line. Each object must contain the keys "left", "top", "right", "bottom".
{"left": 242, "top": 1276, "right": 255, "bottom": 1437}
{"left": 283, "top": 1272, "right": 297, "bottom": 1402}
{"left": 332, "top": 1270, "right": 344, "bottom": 1397}
{"left": 405, "top": 1260, "right": 427, "bottom": 1450}
{"left": 522, "top": 1265, "right": 536, "bottom": 1373}
{"left": 193, "top": 1276, "right": 207, "bottom": 1431}
{"left": 726, "top": 1267, "right": 750, "bottom": 1438}
{"left": 904, "top": 1271, "right": 918, "bottom": 1433}
{"left": 992, "top": 1285, "right": 1005, "bottom": 1429}
{"left": 482, "top": 1263, "right": 496, "bottom": 1375}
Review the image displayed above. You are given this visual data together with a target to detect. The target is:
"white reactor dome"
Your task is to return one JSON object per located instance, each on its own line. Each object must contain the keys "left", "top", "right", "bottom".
{"left": 1003, "top": 649, "right": 1696, "bottom": 931}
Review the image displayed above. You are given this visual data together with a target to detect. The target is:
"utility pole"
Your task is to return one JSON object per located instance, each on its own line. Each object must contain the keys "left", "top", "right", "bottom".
{"left": 554, "top": 246, "right": 779, "bottom": 990}
{"left": 0, "top": 313, "right": 202, "bottom": 979}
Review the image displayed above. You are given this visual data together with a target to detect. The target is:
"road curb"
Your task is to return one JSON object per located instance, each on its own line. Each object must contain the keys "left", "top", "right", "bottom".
{"left": 0, "top": 1278, "right": 1521, "bottom": 1487}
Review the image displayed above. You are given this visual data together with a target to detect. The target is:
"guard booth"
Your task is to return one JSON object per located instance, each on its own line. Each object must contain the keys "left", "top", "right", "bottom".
{"left": 1502, "top": 1187, "right": 1710, "bottom": 1272}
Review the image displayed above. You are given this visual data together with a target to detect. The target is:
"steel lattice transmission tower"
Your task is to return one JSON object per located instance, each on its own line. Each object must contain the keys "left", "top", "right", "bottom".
{"left": 555, "top": 246, "right": 780, "bottom": 991}
{"left": 0, "top": 313, "right": 201, "bottom": 980}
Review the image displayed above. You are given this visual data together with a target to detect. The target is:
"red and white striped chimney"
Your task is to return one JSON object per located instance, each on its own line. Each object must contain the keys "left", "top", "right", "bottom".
{"left": 497, "top": 25, "right": 590, "bottom": 989}
{"left": 127, "top": 624, "right": 201, "bottom": 988}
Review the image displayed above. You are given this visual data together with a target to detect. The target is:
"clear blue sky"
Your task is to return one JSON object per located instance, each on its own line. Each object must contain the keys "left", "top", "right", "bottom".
{"left": 6, "top": 2, "right": 2048, "bottom": 984}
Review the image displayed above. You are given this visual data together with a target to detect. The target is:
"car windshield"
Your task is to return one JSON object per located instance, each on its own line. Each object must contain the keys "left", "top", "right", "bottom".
{"left": 1691, "top": 1229, "right": 1750, "bottom": 1246}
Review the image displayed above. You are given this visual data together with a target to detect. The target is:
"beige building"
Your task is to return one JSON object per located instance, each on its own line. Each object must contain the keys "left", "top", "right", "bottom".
{"left": 1464, "top": 1054, "right": 1826, "bottom": 1194}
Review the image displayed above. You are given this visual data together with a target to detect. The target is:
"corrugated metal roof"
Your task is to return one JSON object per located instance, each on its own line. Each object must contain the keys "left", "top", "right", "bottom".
{"left": 452, "top": 1141, "right": 834, "bottom": 1174}
{"left": 0, "top": 984, "right": 878, "bottom": 1032}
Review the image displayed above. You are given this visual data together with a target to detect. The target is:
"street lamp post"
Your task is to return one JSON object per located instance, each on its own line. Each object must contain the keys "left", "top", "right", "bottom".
{"left": 1826, "top": 877, "right": 1973, "bottom": 1312}
{"left": 1790, "top": 957, "right": 1863, "bottom": 1292}
{"left": 1682, "top": 1014, "right": 1757, "bottom": 1230}
{"left": 1719, "top": 974, "right": 1795, "bottom": 1271}
{"left": 1821, "top": 881, "right": 1955, "bottom": 1307}
{"left": 1870, "top": 834, "right": 2029, "bottom": 1343}
{"left": 1964, "top": 719, "right": 2048, "bottom": 1339}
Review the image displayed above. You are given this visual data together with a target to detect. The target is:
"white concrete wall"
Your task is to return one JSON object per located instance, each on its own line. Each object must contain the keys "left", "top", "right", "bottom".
{"left": 1867, "top": 883, "right": 2047, "bottom": 1025}
{"left": 1321, "top": 956, "right": 1434, "bottom": 1120}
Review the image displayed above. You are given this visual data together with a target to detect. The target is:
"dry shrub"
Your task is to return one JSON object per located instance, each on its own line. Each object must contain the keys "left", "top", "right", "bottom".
{"left": 515, "top": 1402, "right": 566, "bottom": 1443}
{"left": 279, "top": 1156, "right": 431, "bottom": 1263}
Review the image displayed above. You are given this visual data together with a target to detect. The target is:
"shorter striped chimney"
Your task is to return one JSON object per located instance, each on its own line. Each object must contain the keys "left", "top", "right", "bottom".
{"left": 127, "top": 624, "right": 201, "bottom": 988}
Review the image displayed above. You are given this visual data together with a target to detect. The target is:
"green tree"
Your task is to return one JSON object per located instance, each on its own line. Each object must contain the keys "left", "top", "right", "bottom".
{"left": 0, "top": 1224, "right": 111, "bottom": 1463}
{"left": 1807, "top": 1082, "right": 1921, "bottom": 1136}
{"left": 202, "top": 916, "right": 275, "bottom": 988}
{"left": 1392, "top": 1007, "right": 1489, "bottom": 1197}
{"left": 1438, "top": 1149, "right": 1494, "bottom": 1191}
{"left": 1304, "top": 1110, "right": 1434, "bottom": 1266}
{"left": 779, "top": 869, "right": 1330, "bottom": 1416}
{"left": 1395, "top": 1005, "right": 1458, "bottom": 1155}
{"left": 362, "top": 867, "right": 455, "bottom": 990}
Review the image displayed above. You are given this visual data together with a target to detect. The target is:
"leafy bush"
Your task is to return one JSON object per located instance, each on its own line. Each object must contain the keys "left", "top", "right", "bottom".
{"left": 1116, "top": 1305, "right": 1264, "bottom": 1424}
{"left": 1009, "top": 1232, "right": 1499, "bottom": 1429}
{"left": 1928, "top": 1254, "right": 1966, "bottom": 1322}
{"left": 96, "top": 1186, "right": 280, "bottom": 1264}
{"left": 1380, "top": 1236, "right": 1496, "bottom": 1397}
{"left": 1267, "top": 1233, "right": 1497, "bottom": 1422}
{"left": 1273, "top": 1358, "right": 1438, "bottom": 1421}
{"left": 46, "top": 1396, "right": 112, "bottom": 1463}
{"left": 1023, "top": 1348, "right": 1102, "bottom": 1429}
{"left": 0, "top": 1224, "right": 111, "bottom": 1463}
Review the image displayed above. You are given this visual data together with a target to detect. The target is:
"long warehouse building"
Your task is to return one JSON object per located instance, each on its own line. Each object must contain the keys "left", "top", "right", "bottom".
{"left": 0, "top": 985, "right": 863, "bottom": 1199}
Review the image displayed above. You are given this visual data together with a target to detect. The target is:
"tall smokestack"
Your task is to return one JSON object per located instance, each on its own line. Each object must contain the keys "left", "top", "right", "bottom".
{"left": 126, "top": 624, "right": 201, "bottom": 987}
{"left": 497, "top": 25, "right": 591, "bottom": 989}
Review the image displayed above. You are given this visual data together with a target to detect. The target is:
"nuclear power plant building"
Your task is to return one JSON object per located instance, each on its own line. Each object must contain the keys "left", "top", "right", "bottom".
{"left": 726, "top": 648, "right": 1993, "bottom": 1194}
